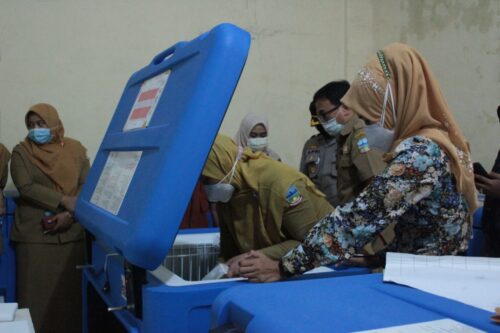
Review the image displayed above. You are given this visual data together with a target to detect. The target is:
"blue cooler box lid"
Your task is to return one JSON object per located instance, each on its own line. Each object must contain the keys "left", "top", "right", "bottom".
{"left": 75, "top": 23, "right": 250, "bottom": 270}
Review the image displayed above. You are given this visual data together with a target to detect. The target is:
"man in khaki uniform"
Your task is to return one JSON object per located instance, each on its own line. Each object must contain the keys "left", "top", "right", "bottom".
{"left": 307, "top": 81, "right": 392, "bottom": 263}
{"left": 300, "top": 131, "right": 338, "bottom": 206}
{"left": 335, "top": 103, "right": 395, "bottom": 261}
{"left": 300, "top": 81, "right": 351, "bottom": 207}
{"left": 336, "top": 112, "right": 387, "bottom": 205}
{"left": 203, "top": 135, "right": 334, "bottom": 277}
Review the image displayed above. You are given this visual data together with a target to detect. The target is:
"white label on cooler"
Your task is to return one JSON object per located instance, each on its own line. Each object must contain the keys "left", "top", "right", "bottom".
{"left": 123, "top": 70, "right": 170, "bottom": 131}
{"left": 90, "top": 151, "right": 142, "bottom": 215}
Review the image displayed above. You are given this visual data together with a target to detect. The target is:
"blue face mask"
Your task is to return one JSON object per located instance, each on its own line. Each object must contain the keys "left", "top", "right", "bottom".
{"left": 28, "top": 128, "right": 53, "bottom": 144}
{"left": 321, "top": 118, "right": 343, "bottom": 136}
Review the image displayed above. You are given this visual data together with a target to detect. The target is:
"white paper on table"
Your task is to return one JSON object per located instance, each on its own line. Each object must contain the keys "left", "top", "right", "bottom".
{"left": 304, "top": 266, "right": 334, "bottom": 274}
{"left": 383, "top": 252, "right": 500, "bottom": 312}
{"left": 0, "top": 303, "right": 17, "bottom": 321}
{"left": 354, "top": 318, "right": 484, "bottom": 332}
{"left": 202, "top": 263, "right": 229, "bottom": 280}
{"left": 0, "top": 321, "right": 32, "bottom": 333}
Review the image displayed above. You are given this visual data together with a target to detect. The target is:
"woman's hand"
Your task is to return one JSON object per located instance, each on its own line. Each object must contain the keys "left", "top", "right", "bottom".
{"left": 60, "top": 195, "right": 77, "bottom": 213}
{"left": 239, "top": 250, "right": 281, "bottom": 283}
{"left": 226, "top": 252, "right": 252, "bottom": 277}
{"left": 475, "top": 172, "right": 500, "bottom": 199}
{"left": 49, "top": 211, "right": 73, "bottom": 233}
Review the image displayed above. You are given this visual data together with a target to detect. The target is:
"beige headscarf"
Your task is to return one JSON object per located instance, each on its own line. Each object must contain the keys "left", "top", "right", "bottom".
{"left": 202, "top": 135, "right": 324, "bottom": 256}
{"left": 21, "top": 103, "right": 87, "bottom": 195}
{"left": 234, "top": 113, "right": 281, "bottom": 161}
{"left": 342, "top": 43, "right": 477, "bottom": 214}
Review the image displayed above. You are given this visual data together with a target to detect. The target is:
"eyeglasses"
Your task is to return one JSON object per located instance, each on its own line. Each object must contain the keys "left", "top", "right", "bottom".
{"left": 310, "top": 116, "right": 320, "bottom": 127}
{"left": 316, "top": 104, "right": 341, "bottom": 123}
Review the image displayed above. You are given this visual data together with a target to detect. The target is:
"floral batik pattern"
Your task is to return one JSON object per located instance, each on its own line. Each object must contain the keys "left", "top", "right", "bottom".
{"left": 281, "top": 136, "right": 470, "bottom": 275}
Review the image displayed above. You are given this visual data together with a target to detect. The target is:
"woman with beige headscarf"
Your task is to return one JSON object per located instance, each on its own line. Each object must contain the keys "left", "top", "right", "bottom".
{"left": 202, "top": 134, "right": 332, "bottom": 277}
{"left": 237, "top": 43, "right": 477, "bottom": 282}
{"left": 10, "top": 103, "right": 89, "bottom": 333}
{"left": 234, "top": 113, "right": 281, "bottom": 161}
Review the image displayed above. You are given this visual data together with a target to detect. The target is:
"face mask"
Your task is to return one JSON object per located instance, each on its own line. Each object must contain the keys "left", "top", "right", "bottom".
{"left": 205, "top": 147, "right": 243, "bottom": 203}
{"left": 364, "top": 82, "right": 396, "bottom": 152}
{"left": 28, "top": 128, "right": 53, "bottom": 144}
{"left": 248, "top": 137, "right": 268, "bottom": 151}
{"left": 204, "top": 183, "right": 235, "bottom": 203}
{"left": 321, "top": 118, "right": 343, "bottom": 136}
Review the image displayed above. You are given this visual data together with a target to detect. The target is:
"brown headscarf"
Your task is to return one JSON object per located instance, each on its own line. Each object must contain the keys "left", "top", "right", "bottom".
{"left": 342, "top": 43, "right": 477, "bottom": 214}
{"left": 21, "top": 103, "right": 87, "bottom": 195}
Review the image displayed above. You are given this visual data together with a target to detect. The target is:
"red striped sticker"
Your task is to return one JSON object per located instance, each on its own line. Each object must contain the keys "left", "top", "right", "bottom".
{"left": 130, "top": 106, "right": 151, "bottom": 120}
{"left": 138, "top": 88, "right": 159, "bottom": 102}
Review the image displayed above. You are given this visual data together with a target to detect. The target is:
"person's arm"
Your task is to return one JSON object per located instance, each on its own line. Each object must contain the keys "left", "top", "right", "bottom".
{"left": 259, "top": 240, "right": 301, "bottom": 260}
{"left": 352, "top": 144, "right": 387, "bottom": 183}
{"left": 0, "top": 145, "right": 10, "bottom": 190}
{"left": 10, "top": 148, "right": 63, "bottom": 211}
{"left": 259, "top": 184, "right": 330, "bottom": 259}
{"left": 475, "top": 172, "right": 500, "bottom": 199}
{"left": 77, "top": 157, "right": 90, "bottom": 193}
{"left": 280, "top": 138, "right": 445, "bottom": 276}
{"left": 299, "top": 141, "right": 309, "bottom": 174}
{"left": 0, "top": 146, "right": 10, "bottom": 215}
{"left": 218, "top": 211, "right": 241, "bottom": 263}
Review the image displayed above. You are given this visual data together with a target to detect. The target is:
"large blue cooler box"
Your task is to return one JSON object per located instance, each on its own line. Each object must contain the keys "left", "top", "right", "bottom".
{"left": 76, "top": 23, "right": 370, "bottom": 333}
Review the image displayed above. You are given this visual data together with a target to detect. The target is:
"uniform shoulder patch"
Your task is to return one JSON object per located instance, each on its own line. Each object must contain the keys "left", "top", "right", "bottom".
{"left": 286, "top": 185, "right": 303, "bottom": 207}
{"left": 357, "top": 137, "right": 371, "bottom": 153}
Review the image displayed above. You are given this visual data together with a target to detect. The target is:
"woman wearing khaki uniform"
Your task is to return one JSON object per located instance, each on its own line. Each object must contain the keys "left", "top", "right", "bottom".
{"left": 202, "top": 135, "right": 333, "bottom": 277}
{"left": 0, "top": 144, "right": 10, "bottom": 253}
{"left": 10, "top": 103, "right": 89, "bottom": 333}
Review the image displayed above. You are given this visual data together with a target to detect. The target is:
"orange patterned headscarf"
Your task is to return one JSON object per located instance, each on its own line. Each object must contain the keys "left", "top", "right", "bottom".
{"left": 342, "top": 43, "right": 477, "bottom": 214}
{"left": 21, "top": 103, "right": 86, "bottom": 195}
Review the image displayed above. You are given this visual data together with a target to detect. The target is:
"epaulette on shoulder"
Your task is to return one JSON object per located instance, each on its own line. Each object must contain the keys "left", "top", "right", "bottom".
{"left": 353, "top": 117, "right": 367, "bottom": 130}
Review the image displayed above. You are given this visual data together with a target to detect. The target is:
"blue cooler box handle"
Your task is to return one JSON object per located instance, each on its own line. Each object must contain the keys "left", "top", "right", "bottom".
{"left": 151, "top": 42, "right": 186, "bottom": 65}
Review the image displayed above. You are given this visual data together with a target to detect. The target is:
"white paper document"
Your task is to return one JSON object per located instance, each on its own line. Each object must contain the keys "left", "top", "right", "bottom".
{"left": 90, "top": 151, "right": 142, "bottom": 215}
{"left": 0, "top": 303, "right": 17, "bottom": 321}
{"left": 383, "top": 252, "right": 500, "bottom": 312}
{"left": 0, "top": 321, "right": 32, "bottom": 333}
{"left": 355, "top": 318, "right": 484, "bottom": 332}
{"left": 0, "top": 308, "right": 35, "bottom": 333}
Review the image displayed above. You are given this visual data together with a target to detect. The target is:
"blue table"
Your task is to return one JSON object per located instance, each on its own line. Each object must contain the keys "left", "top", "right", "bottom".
{"left": 211, "top": 273, "right": 498, "bottom": 332}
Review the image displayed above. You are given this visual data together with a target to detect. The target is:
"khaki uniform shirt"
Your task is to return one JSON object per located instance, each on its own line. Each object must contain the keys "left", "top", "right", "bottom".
{"left": 0, "top": 144, "right": 9, "bottom": 190}
{"left": 218, "top": 179, "right": 333, "bottom": 260}
{"left": 10, "top": 144, "right": 90, "bottom": 244}
{"left": 300, "top": 134, "right": 338, "bottom": 206}
{"left": 336, "top": 114, "right": 387, "bottom": 205}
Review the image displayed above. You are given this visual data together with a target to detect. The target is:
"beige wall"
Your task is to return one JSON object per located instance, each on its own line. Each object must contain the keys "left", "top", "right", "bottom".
{"left": 0, "top": 0, "right": 498, "bottom": 189}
